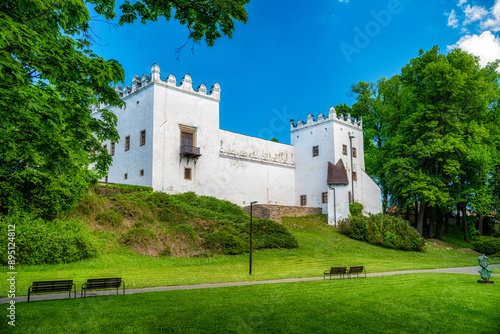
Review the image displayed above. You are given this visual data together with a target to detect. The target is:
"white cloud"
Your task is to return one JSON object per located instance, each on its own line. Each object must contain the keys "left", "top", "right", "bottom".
{"left": 457, "top": 0, "right": 467, "bottom": 6}
{"left": 447, "top": 9, "right": 459, "bottom": 28}
{"left": 480, "top": 0, "right": 500, "bottom": 32}
{"left": 339, "top": 0, "right": 349, "bottom": 2}
{"left": 448, "top": 31, "right": 500, "bottom": 70}
{"left": 463, "top": 5, "right": 489, "bottom": 25}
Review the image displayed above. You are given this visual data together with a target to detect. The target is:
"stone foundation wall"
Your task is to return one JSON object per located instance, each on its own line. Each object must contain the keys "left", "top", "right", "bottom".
{"left": 244, "top": 204, "right": 322, "bottom": 223}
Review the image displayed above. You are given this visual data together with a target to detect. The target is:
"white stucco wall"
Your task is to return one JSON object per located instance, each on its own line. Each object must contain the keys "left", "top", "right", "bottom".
{"left": 95, "top": 83, "right": 155, "bottom": 186}
{"left": 218, "top": 130, "right": 295, "bottom": 206}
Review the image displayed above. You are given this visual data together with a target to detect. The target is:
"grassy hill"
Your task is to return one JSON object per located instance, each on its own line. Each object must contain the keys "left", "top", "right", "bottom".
{"left": 3, "top": 186, "right": 498, "bottom": 297}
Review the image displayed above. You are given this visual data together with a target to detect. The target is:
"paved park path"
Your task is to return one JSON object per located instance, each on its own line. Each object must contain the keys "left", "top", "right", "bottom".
{"left": 3, "top": 264, "right": 498, "bottom": 304}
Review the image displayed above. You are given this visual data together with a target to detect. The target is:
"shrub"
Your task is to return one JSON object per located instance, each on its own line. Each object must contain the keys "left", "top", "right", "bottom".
{"left": 338, "top": 214, "right": 426, "bottom": 252}
{"left": 203, "top": 230, "right": 247, "bottom": 255}
{"left": 471, "top": 236, "right": 500, "bottom": 255}
{"left": 95, "top": 210, "right": 123, "bottom": 227}
{"left": 349, "top": 202, "right": 363, "bottom": 217}
{"left": 0, "top": 213, "right": 98, "bottom": 265}
{"left": 242, "top": 219, "right": 299, "bottom": 249}
{"left": 121, "top": 228, "right": 156, "bottom": 246}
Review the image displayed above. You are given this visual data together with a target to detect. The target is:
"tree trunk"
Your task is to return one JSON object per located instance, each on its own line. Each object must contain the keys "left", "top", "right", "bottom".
{"left": 435, "top": 208, "right": 443, "bottom": 240}
{"left": 478, "top": 212, "right": 484, "bottom": 236}
{"left": 462, "top": 202, "right": 469, "bottom": 242}
{"left": 456, "top": 203, "right": 462, "bottom": 227}
{"left": 444, "top": 210, "right": 449, "bottom": 234}
{"left": 405, "top": 204, "right": 410, "bottom": 222}
{"left": 416, "top": 201, "right": 426, "bottom": 237}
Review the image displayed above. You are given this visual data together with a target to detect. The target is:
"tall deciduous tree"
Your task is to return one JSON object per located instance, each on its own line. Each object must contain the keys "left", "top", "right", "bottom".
{"left": 341, "top": 46, "right": 500, "bottom": 237}
{"left": 0, "top": 0, "right": 248, "bottom": 218}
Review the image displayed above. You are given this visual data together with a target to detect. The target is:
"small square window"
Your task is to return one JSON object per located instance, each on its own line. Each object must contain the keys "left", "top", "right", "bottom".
{"left": 125, "top": 136, "right": 130, "bottom": 151}
{"left": 348, "top": 191, "right": 352, "bottom": 203}
{"left": 300, "top": 195, "right": 307, "bottom": 206}
{"left": 342, "top": 145, "right": 347, "bottom": 155}
{"left": 184, "top": 167, "right": 192, "bottom": 180}
{"left": 322, "top": 192, "right": 328, "bottom": 204}
{"left": 352, "top": 147, "right": 357, "bottom": 158}
{"left": 140, "top": 130, "right": 146, "bottom": 146}
{"left": 312, "top": 146, "right": 319, "bottom": 157}
{"left": 124, "top": 173, "right": 128, "bottom": 180}
{"left": 140, "top": 169, "right": 144, "bottom": 177}
{"left": 105, "top": 173, "right": 108, "bottom": 183}
{"left": 352, "top": 171, "right": 357, "bottom": 181}
{"left": 111, "top": 142, "right": 115, "bottom": 156}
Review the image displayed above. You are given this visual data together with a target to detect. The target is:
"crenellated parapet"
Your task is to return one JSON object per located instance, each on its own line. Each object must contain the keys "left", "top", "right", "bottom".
{"left": 290, "top": 106, "right": 362, "bottom": 131}
{"left": 90, "top": 63, "right": 220, "bottom": 114}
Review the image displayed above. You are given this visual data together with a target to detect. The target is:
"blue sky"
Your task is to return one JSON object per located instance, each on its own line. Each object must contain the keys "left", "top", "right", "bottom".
{"left": 90, "top": 0, "right": 500, "bottom": 144}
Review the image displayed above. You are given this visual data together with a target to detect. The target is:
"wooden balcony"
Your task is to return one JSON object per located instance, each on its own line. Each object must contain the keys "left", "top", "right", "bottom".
{"left": 180, "top": 145, "right": 201, "bottom": 163}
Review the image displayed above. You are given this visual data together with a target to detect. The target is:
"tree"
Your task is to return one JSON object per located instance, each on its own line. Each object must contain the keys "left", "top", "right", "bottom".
{"left": 0, "top": 0, "right": 248, "bottom": 218}
{"left": 341, "top": 46, "right": 500, "bottom": 237}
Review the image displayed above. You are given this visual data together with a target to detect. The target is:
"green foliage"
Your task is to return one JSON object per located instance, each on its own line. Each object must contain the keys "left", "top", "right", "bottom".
{"left": 338, "top": 214, "right": 426, "bottom": 251}
{"left": 338, "top": 46, "right": 500, "bottom": 237}
{"left": 349, "top": 202, "right": 363, "bottom": 217}
{"left": 95, "top": 210, "right": 124, "bottom": 227}
{"left": 244, "top": 219, "right": 299, "bottom": 250}
{"left": 0, "top": 0, "right": 248, "bottom": 218}
{"left": 203, "top": 229, "right": 247, "bottom": 255}
{"left": 471, "top": 236, "right": 500, "bottom": 255}
{"left": 0, "top": 213, "right": 98, "bottom": 265}
{"left": 121, "top": 228, "right": 156, "bottom": 247}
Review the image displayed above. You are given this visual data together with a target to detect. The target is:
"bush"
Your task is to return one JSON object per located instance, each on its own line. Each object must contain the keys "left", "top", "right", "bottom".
{"left": 471, "top": 236, "right": 500, "bottom": 255}
{"left": 121, "top": 228, "right": 156, "bottom": 246}
{"left": 203, "top": 230, "right": 247, "bottom": 255}
{"left": 338, "top": 214, "right": 426, "bottom": 252}
{"left": 95, "top": 210, "right": 123, "bottom": 227}
{"left": 349, "top": 202, "right": 363, "bottom": 217}
{"left": 242, "top": 219, "right": 299, "bottom": 249}
{"left": 0, "top": 213, "right": 98, "bottom": 265}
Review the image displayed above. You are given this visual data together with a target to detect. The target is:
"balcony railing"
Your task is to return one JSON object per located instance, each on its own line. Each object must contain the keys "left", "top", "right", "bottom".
{"left": 180, "top": 145, "right": 201, "bottom": 158}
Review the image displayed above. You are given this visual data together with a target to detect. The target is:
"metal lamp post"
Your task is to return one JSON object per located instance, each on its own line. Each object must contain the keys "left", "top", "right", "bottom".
{"left": 249, "top": 201, "right": 258, "bottom": 275}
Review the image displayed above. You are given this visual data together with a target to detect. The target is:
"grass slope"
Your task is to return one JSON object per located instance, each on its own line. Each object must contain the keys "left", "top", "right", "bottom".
{"left": 4, "top": 215, "right": 498, "bottom": 297}
{"left": 4, "top": 274, "right": 499, "bottom": 333}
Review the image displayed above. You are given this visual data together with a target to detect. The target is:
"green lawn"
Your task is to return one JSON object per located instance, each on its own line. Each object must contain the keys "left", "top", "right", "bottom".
{"left": 4, "top": 215, "right": 498, "bottom": 297}
{"left": 4, "top": 274, "right": 499, "bottom": 333}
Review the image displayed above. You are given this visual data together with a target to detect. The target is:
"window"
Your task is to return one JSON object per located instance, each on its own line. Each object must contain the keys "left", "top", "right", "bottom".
{"left": 348, "top": 191, "right": 352, "bottom": 204}
{"left": 103, "top": 144, "right": 107, "bottom": 152}
{"left": 140, "top": 169, "right": 144, "bottom": 177}
{"left": 104, "top": 173, "right": 108, "bottom": 183}
{"left": 125, "top": 136, "right": 130, "bottom": 151}
{"left": 111, "top": 142, "right": 115, "bottom": 156}
{"left": 352, "top": 171, "right": 357, "bottom": 181}
{"left": 300, "top": 195, "right": 307, "bottom": 206}
{"left": 352, "top": 147, "right": 357, "bottom": 158}
{"left": 181, "top": 131, "right": 194, "bottom": 148}
{"left": 342, "top": 144, "right": 347, "bottom": 155}
{"left": 140, "top": 130, "right": 146, "bottom": 146}
{"left": 312, "top": 146, "right": 319, "bottom": 157}
{"left": 184, "top": 167, "right": 192, "bottom": 180}
{"left": 322, "top": 192, "right": 328, "bottom": 204}
{"left": 124, "top": 173, "right": 128, "bottom": 180}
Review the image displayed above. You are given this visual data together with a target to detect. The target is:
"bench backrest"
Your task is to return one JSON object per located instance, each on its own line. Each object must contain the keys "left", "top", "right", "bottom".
{"left": 330, "top": 267, "right": 347, "bottom": 274}
{"left": 86, "top": 278, "right": 122, "bottom": 289}
{"left": 349, "top": 266, "right": 364, "bottom": 273}
{"left": 31, "top": 280, "right": 74, "bottom": 292}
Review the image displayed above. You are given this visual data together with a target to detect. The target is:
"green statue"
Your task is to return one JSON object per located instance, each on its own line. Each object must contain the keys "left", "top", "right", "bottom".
{"left": 478, "top": 254, "right": 492, "bottom": 281}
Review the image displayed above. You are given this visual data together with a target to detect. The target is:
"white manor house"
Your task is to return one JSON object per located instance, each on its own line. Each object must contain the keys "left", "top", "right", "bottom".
{"left": 92, "top": 64, "right": 382, "bottom": 224}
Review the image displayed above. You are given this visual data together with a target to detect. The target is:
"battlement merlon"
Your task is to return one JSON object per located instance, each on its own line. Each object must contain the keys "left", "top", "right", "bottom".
{"left": 91, "top": 63, "right": 221, "bottom": 113}
{"left": 290, "top": 106, "right": 362, "bottom": 131}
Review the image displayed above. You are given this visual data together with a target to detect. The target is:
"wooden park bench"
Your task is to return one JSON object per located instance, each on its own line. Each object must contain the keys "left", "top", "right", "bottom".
{"left": 81, "top": 277, "right": 125, "bottom": 298}
{"left": 28, "top": 280, "right": 76, "bottom": 302}
{"left": 347, "top": 266, "right": 366, "bottom": 278}
{"left": 323, "top": 267, "right": 347, "bottom": 279}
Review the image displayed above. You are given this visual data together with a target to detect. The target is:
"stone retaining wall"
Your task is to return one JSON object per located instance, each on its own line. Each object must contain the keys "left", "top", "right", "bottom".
{"left": 243, "top": 204, "right": 322, "bottom": 223}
